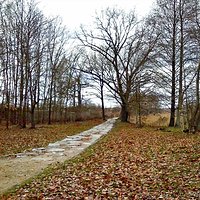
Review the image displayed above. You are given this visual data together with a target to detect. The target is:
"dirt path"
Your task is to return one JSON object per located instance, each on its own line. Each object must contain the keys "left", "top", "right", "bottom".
{"left": 0, "top": 118, "right": 117, "bottom": 194}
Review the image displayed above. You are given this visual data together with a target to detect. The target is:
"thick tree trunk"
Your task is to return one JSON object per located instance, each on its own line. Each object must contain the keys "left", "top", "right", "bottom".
{"left": 120, "top": 104, "right": 129, "bottom": 122}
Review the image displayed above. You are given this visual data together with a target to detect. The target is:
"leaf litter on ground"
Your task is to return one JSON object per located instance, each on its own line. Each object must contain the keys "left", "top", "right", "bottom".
{"left": 3, "top": 122, "right": 200, "bottom": 199}
{"left": 0, "top": 119, "right": 102, "bottom": 156}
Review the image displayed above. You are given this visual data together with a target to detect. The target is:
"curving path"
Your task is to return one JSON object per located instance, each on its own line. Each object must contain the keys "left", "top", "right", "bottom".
{"left": 0, "top": 118, "right": 117, "bottom": 194}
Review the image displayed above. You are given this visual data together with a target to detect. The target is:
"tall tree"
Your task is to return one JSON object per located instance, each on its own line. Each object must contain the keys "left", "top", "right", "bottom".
{"left": 77, "top": 8, "right": 159, "bottom": 122}
{"left": 153, "top": 0, "right": 178, "bottom": 127}
{"left": 152, "top": 0, "right": 198, "bottom": 127}
{"left": 45, "top": 17, "right": 67, "bottom": 124}
{"left": 82, "top": 52, "right": 107, "bottom": 120}
{"left": 188, "top": 0, "right": 200, "bottom": 132}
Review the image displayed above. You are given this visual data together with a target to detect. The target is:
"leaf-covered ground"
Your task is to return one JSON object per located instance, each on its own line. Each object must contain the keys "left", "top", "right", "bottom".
{"left": 0, "top": 120, "right": 102, "bottom": 156}
{"left": 3, "top": 122, "right": 200, "bottom": 199}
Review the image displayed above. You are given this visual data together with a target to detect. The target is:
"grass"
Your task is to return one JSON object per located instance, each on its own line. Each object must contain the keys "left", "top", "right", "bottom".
{"left": 3, "top": 122, "right": 200, "bottom": 199}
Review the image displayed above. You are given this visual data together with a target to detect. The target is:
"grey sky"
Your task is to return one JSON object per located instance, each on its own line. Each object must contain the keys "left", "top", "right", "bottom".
{"left": 38, "top": 0, "right": 155, "bottom": 31}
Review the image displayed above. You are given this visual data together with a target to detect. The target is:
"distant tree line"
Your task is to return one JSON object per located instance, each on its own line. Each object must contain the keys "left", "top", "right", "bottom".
{"left": 0, "top": 0, "right": 199, "bottom": 133}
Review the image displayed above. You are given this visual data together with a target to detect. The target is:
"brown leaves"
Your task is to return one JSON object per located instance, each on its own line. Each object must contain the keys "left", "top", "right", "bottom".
{"left": 0, "top": 119, "right": 102, "bottom": 156}
{"left": 4, "top": 123, "right": 200, "bottom": 199}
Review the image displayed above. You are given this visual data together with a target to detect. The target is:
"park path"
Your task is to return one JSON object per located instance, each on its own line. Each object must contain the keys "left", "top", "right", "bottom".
{"left": 0, "top": 118, "right": 117, "bottom": 195}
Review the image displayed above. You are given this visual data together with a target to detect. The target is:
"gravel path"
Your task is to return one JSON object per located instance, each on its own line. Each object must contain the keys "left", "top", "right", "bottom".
{"left": 0, "top": 118, "right": 117, "bottom": 194}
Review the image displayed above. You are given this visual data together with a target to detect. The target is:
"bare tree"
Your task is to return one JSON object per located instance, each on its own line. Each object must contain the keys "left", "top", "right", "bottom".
{"left": 82, "top": 52, "right": 107, "bottom": 120}
{"left": 188, "top": 1, "right": 200, "bottom": 132}
{"left": 25, "top": 3, "right": 46, "bottom": 128}
{"left": 0, "top": 0, "right": 70, "bottom": 127}
{"left": 45, "top": 17, "right": 67, "bottom": 124}
{"left": 152, "top": 0, "right": 178, "bottom": 127}
{"left": 151, "top": 0, "right": 199, "bottom": 128}
{"left": 77, "top": 8, "right": 159, "bottom": 122}
{"left": 0, "top": 3, "right": 13, "bottom": 128}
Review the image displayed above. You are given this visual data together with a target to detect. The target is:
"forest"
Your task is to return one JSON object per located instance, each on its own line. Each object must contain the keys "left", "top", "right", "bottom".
{"left": 0, "top": 0, "right": 199, "bottom": 133}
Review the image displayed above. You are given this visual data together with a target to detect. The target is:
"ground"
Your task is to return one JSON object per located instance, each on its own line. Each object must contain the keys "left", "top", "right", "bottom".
{"left": 1, "top": 121, "right": 200, "bottom": 199}
{"left": 0, "top": 120, "right": 101, "bottom": 156}
{"left": 0, "top": 120, "right": 102, "bottom": 195}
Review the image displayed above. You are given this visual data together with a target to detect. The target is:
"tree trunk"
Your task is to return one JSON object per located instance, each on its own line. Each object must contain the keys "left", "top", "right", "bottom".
{"left": 48, "top": 89, "right": 52, "bottom": 125}
{"left": 169, "top": 0, "right": 177, "bottom": 127}
{"left": 101, "top": 99, "right": 105, "bottom": 121}
{"left": 77, "top": 77, "right": 82, "bottom": 107}
{"left": 73, "top": 83, "right": 76, "bottom": 107}
{"left": 135, "top": 79, "right": 142, "bottom": 127}
{"left": 42, "top": 98, "right": 46, "bottom": 124}
{"left": 176, "top": 0, "right": 184, "bottom": 128}
{"left": 100, "top": 80, "right": 106, "bottom": 121}
{"left": 30, "top": 105, "right": 35, "bottom": 129}
{"left": 48, "top": 74, "right": 54, "bottom": 125}
{"left": 169, "top": 81, "right": 176, "bottom": 127}
{"left": 19, "top": 65, "right": 24, "bottom": 127}
{"left": 5, "top": 102, "right": 9, "bottom": 130}
{"left": 22, "top": 103, "right": 27, "bottom": 128}
{"left": 120, "top": 104, "right": 129, "bottom": 122}
{"left": 189, "top": 62, "right": 200, "bottom": 133}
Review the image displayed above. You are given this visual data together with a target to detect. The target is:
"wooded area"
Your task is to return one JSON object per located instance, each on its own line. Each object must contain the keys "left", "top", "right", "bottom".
{"left": 0, "top": 0, "right": 199, "bottom": 132}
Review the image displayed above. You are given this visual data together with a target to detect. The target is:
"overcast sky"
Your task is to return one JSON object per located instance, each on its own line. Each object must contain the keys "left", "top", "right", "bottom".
{"left": 38, "top": 0, "right": 155, "bottom": 31}
{"left": 37, "top": 0, "right": 155, "bottom": 107}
